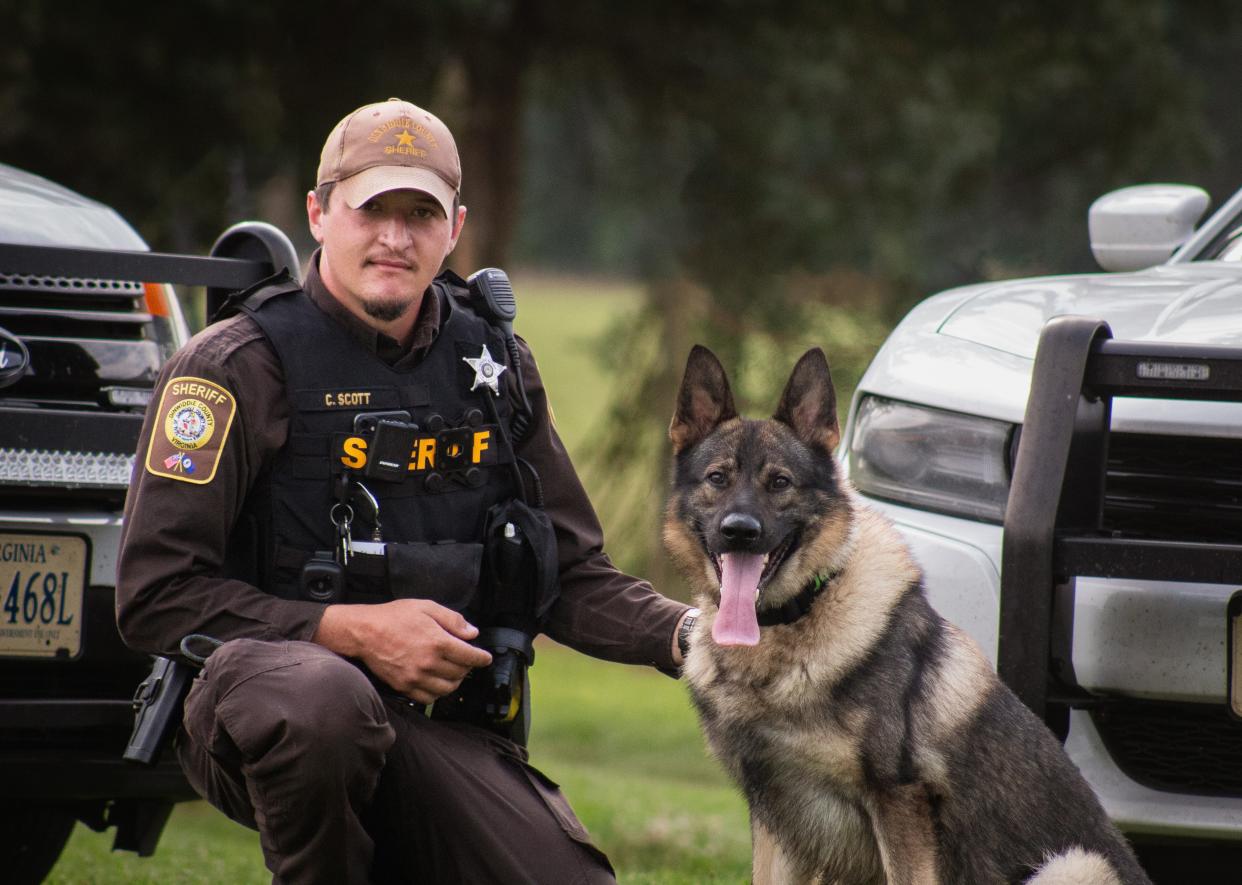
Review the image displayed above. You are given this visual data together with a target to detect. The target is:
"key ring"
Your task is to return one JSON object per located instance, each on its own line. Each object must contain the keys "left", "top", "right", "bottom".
{"left": 330, "top": 503, "right": 355, "bottom": 565}
{"left": 329, "top": 502, "right": 355, "bottom": 528}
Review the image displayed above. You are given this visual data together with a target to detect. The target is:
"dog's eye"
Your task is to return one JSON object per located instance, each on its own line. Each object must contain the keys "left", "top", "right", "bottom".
{"left": 706, "top": 471, "right": 727, "bottom": 487}
{"left": 770, "top": 475, "right": 792, "bottom": 491}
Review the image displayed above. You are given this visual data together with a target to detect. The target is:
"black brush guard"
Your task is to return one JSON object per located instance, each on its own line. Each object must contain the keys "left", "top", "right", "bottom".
{"left": 999, "top": 316, "right": 1242, "bottom": 740}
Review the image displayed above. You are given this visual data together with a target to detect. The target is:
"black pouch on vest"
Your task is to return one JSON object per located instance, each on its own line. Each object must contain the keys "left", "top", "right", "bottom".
{"left": 480, "top": 498, "right": 560, "bottom": 626}
{"left": 386, "top": 541, "right": 484, "bottom": 613}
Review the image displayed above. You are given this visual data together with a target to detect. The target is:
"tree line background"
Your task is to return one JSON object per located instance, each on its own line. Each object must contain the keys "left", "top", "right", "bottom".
{"left": 4, "top": 0, "right": 1242, "bottom": 586}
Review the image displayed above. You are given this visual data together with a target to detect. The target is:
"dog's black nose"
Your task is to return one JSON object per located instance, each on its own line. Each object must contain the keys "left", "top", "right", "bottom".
{"left": 720, "top": 512, "right": 762, "bottom": 544}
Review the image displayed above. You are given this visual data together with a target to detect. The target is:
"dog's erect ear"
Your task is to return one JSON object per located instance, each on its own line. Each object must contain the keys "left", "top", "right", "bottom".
{"left": 670, "top": 345, "right": 738, "bottom": 453}
{"left": 773, "top": 348, "right": 839, "bottom": 452}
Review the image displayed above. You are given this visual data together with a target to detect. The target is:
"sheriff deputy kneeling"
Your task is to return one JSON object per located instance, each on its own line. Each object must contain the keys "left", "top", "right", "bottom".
{"left": 116, "top": 97, "right": 694, "bottom": 885}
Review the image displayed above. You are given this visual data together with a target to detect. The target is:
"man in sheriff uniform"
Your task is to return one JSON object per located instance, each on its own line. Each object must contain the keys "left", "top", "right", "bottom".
{"left": 117, "top": 98, "right": 695, "bottom": 885}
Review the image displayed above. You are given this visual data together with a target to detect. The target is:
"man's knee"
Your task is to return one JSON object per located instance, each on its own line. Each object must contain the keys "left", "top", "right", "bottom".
{"left": 196, "top": 639, "right": 394, "bottom": 766}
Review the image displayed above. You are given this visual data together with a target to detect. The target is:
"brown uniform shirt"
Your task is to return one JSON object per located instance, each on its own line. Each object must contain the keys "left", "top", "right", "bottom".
{"left": 116, "top": 257, "right": 687, "bottom": 670}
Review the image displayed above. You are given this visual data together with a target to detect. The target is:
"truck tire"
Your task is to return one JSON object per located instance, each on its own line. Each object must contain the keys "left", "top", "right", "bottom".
{"left": 4, "top": 805, "right": 76, "bottom": 885}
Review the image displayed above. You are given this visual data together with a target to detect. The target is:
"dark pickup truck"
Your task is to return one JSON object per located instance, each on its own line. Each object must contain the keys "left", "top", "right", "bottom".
{"left": 0, "top": 162, "right": 296, "bottom": 883}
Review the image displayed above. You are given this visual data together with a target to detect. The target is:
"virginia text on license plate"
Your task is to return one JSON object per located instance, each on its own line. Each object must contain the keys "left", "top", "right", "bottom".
{"left": 0, "top": 533, "right": 88, "bottom": 659}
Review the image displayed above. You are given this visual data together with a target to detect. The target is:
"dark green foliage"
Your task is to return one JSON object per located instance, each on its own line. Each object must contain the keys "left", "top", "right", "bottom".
{"left": 511, "top": 1, "right": 1242, "bottom": 584}
{"left": 3, "top": 1, "right": 1232, "bottom": 292}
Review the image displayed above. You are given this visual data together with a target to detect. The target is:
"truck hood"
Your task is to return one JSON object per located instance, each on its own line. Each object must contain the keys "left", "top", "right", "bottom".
{"left": 0, "top": 162, "right": 148, "bottom": 250}
{"left": 854, "top": 261, "right": 1242, "bottom": 433}
{"left": 938, "top": 263, "right": 1242, "bottom": 358}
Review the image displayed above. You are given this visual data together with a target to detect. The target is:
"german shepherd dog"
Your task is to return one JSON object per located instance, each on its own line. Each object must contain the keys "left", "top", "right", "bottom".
{"left": 665, "top": 345, "right": 1150, "bottom": 885}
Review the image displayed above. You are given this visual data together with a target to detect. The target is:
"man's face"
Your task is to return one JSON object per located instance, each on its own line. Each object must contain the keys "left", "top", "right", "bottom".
{"left": 307, "top": 187, "right": 465, "bottom": 328}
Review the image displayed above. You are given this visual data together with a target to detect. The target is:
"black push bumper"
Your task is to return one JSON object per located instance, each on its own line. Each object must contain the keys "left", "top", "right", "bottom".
{"left": 998, "top": 316, "right": 1242, "bottom": 736}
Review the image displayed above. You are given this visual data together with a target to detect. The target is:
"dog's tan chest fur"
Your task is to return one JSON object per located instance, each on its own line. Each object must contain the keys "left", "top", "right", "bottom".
{"left": 683, "top": 511, "right": 922, "bottom": 815}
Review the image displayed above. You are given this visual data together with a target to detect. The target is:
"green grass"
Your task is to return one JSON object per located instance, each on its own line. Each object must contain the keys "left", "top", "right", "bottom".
{"left": 47, "top": 802, "right": 266, "bottom": 885}
{"left": 506, "top": 270, "right": 642, "bottom": 455}
{"left": 527, "top": 643, "right": 751, "bottom": 884}
{"left": 47, "top": 644, "right": 750, "bottom": 884}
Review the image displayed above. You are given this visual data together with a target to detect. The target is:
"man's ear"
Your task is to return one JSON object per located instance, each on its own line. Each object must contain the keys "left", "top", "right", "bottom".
{"left": 306, "top": 190, "right": 325, "bottom": 244}
{"left": 773, "top": 348, "right": 839, "bottom": 453}
{"left": 669, "top": 345, "right": 738, "bottom": 454}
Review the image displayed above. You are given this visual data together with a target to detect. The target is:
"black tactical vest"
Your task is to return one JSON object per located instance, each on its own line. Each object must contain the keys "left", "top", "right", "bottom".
{"left": 224, "top": 270, "right": 529, "bottom": 620}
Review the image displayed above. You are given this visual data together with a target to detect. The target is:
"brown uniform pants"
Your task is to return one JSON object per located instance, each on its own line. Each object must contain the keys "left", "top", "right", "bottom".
{"left": 177, "top": 639, "right": 615, "bottom": 885}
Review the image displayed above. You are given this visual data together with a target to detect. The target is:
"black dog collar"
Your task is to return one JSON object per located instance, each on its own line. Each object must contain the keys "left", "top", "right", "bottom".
{"left": 757, "top": 569, "right": 842, "bottom": 627}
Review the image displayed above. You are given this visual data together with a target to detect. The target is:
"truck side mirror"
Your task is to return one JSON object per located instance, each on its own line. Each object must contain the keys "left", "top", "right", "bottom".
{"left": 1088, "top": 184, "right": 1209, "bottom": 272}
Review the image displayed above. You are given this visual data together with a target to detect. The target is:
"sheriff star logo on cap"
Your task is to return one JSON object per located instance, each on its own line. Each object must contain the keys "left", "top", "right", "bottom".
{"left": 463, "top": 345, "right": 507, "bottom": 396}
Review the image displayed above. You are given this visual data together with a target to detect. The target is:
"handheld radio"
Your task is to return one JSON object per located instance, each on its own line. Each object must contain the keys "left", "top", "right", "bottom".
{"left": 467, "top": 268, "right": 533, "bottom": 441}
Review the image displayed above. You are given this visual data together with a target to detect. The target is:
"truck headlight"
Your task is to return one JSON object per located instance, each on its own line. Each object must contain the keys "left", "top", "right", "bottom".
{"left": 846, "top": 396, "right": 1014, "bottom": 523}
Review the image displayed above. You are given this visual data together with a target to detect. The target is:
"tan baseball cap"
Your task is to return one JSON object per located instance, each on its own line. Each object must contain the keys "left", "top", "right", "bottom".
{"left": 316, "top": 98, "right": 461, "bottom": 219}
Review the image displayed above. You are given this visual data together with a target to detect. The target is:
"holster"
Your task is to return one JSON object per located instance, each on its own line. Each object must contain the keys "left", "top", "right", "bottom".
{"left": 123, "top": 656, "right": 195, "bottom": 766}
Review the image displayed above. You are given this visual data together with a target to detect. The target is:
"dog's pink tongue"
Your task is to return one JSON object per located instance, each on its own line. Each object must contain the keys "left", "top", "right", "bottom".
{"left": 713, "top": 552, "right": 764, "bottom": 646}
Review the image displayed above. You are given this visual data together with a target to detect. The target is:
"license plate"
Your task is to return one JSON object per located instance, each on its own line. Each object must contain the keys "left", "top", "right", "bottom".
{"left": 0, "top": 532, "right": 88, "bottom": 659}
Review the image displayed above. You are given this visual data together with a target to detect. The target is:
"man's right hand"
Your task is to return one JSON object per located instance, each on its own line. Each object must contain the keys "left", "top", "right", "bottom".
{"left": 312, "top": 598, "right": 493, "bottom": 704}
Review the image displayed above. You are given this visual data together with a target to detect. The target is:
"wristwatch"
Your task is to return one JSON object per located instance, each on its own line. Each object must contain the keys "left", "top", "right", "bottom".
{"left": 677, "top": 608, "right": 700, "bottom": 658}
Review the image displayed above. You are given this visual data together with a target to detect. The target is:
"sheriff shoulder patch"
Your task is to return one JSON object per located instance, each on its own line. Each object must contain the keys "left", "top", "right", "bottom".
{"left": 144, "top": 376, "right": 237, "bottom": 484}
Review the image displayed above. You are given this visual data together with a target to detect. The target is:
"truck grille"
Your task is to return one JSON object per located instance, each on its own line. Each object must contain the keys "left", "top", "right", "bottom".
{"left": 1092, "top": 701, "right": 1242, "bottom": 797}
{"left": 1102, "top": 433, "right": 1242, "bottom": 544}
{"left": 0, "top": 272, "right": 168, "bottom": 491}
{"left": 0, "top": 272, "right": 146, "bottom": 295}
{"left": 0, "top": 273, "right": 152, "bottom": 339}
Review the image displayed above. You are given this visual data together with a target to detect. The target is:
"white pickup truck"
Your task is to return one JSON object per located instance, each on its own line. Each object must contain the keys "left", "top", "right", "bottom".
{"left": 842, "top": 183, "right": 1242, "bottom": 867}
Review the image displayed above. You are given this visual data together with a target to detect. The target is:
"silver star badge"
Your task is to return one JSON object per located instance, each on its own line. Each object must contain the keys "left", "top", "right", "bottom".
{"left": 464, "top": 345, "right": 508, "bottom": 396}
